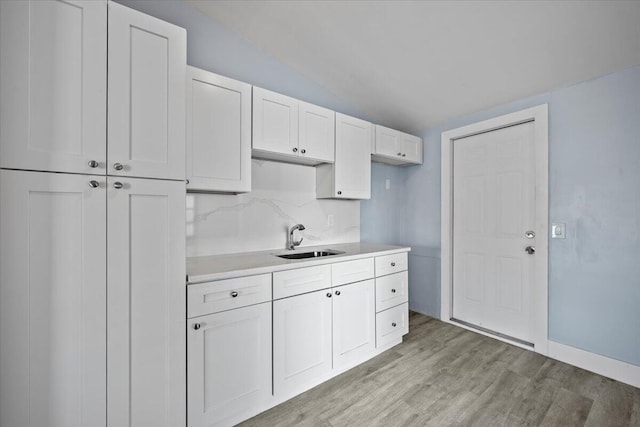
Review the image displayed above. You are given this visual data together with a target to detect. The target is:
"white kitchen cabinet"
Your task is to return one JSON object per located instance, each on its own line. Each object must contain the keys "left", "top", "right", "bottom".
{"left": 332, "top": 280, "right": 376, "bottom": 370}
{"left": 375, "top": 271, "right": 409, "bottom": 313}
{"left": 252, "top": 87, "right": 335, "bottom": 165}
{"left": 0, "top": 0, "right": 107, "bottom": 175}
{"left": 372, "top": 125, "right": 423, "bottom": 166}
{"left": 316, "top": 113, "right": 372, "bottom": 199}
{"left": 376, "top": 303, "right": 409, "bottom": 349}
{"left": 186, "top": 67, "right": 252, "bottom": 193}
{"left": 108, "top": 2, "right": 186, "bottom": 180}
{"left": 273, "top": 289, "right": 333, "bottom": 397}
{"left": 0, "top": 169, "right": 107, "bottom": 427}
{"left": 188, "top": 303, "right": 272, "bottom": 427}
{"left": 107, "top": 177, "right": 186, "bottom": 427}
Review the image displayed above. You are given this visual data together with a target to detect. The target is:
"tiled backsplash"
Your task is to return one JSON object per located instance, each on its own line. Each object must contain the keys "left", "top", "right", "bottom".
{"left": 186, "top": 159, "right": 360, "bottom": 257}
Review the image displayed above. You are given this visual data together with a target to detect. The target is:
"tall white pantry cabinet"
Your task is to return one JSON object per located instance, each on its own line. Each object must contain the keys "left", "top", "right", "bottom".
{"left": 0, "top": 2, "right": 187, "bottom": 427}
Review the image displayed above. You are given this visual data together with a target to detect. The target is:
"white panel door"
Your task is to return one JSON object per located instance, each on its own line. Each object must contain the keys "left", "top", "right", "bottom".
{"left": 299, "top": 101, "right": 335, "bottom": 163}
{"left": 252, "top": 87, "right": 299, "bottom": 156}
{"left": 0, "top": 170, "right": 106, "bottom": 427}
{"left": 273, "top": 290, "right": 332, "bottom": 397}
{"left": 452, "top": 121, "right": 535, "bottom": 343}
{"left": 332, "top": 280, "right": 375, "bottom": 370}
{"left": 333, "top": 113, "right": 372, "bottom": 199}
{"left": 188, "top": 303, "right": 272, "bottom": 427}
{"left": 107, "top": 177, "right": 186, "bottom": 427}
{"left": 108, "top": 2, "right": 186, "bottom": 180}
{"left": 0, "top": 0, "right": 107, "bottom": 174}
{"left": 186, "top": 66, "right": 252, "bottom": 193}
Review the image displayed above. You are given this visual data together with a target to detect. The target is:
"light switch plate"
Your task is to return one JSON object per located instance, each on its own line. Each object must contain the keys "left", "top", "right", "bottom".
{"left": 551, "top": 223, "right": 565, "bottom": 239}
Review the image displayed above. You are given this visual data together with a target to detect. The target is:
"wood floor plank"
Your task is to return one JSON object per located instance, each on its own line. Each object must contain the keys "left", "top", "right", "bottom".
{"left": 240, "top": 312, "right": 640, "bottom": 427}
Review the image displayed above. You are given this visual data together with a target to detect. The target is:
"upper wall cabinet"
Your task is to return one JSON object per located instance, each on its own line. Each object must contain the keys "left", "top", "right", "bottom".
{"left": 186, "top": 67, "right": 251, "bottom": 193}
{"left": 0, "top": 0, "right": 107, "bottom": 175}
{"left": 316, "top": 113, "right": 372, "bottom": 200}
{"left": 372, "top": 125, "right": 423, "bottom": 166}
{"left": 108, "top": 2, "right": 186, "bottom": 181}
{"left": 252, "top": 87, "right": 335, "bottom": 165}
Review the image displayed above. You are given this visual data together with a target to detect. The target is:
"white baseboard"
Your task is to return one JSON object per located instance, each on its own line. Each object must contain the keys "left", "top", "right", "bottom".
{"left": 547, "top": 340, "right": 640, "bottom": 389}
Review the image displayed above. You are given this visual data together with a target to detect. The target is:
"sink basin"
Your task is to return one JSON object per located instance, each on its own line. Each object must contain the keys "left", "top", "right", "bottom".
{"left": 276, "top": 250, "right": 344, "bottom": 260}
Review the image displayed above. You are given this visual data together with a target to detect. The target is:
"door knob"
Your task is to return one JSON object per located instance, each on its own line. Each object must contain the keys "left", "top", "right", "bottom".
{"left": 525, "top": 246, "right": 535, "bottom": 255}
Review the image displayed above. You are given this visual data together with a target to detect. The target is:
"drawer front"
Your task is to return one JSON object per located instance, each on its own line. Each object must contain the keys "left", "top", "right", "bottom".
{"left": 188, "top": 274, "right": 271, "bottom": 318}
{"left": 376, "top": 303, "right": 409, "bottom": 348}
{"left": 375, "top": 252, "right": 408, "bottom": 277}
{"left": 273, "top": 264, "right": 332, "bottom": 299}
{"left": 332, "top": 257, "right": 374, "bottom": 287}
{"left": 375, "top": 271, "right": 408, "bottom": 312}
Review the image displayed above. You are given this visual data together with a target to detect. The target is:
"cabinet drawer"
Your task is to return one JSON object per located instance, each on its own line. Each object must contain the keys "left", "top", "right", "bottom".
{"left": 375, "top": 252, "right": 408, "bottom": 277}
{"left": 376, "top": 303, "right": 409, "bottom": 348}
{"left": 273, "top": 264, "right": 331, "bottom": 299}
{"left": 188, "top": 274, "right": 271, "bottom": 318}
{"left": 332, "top": 257, "right": 374, "bottom": 287}
{"left": 375, "top": 271, "right": 408, "bottom": 312}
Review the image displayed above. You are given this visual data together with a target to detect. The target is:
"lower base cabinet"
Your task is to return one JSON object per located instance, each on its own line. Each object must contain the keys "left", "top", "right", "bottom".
{"left": 188, "top": 302, "right": 272, "bottom": 427}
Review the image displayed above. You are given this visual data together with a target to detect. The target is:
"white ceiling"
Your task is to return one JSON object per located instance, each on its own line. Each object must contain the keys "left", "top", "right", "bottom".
{"left": 187, "top": 0, "right": 640, "bottom": 133}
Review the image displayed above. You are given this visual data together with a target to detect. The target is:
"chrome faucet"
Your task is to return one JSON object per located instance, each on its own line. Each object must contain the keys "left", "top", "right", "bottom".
{"left": 288, "top": 224, "right": 306, "bottom": 250}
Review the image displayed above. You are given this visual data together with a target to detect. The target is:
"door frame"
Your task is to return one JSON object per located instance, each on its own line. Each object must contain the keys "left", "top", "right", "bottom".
{"left": 440, "top": 104, "right": 549, "bottom": 355}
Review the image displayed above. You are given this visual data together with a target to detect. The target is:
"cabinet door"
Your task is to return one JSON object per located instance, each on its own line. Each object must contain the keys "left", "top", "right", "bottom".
{"left": 333, "top": 113, "right": 372, "bottom": 199}
{"left": 273, "top": 290, "right": 332, "bottom": 397}
{"left": 0, "top": 170, "right": 106, "bottom": 427}
{"left": 186, "top": 67, "right": 251, "bottom": 193}
{"left": 299, "top": 101, "right": 335, "bottom": 163}
{"left": 374, "top": 125, "right": 401, "bottom": 158}
{"left": 108, "top": 2, "right": 186, "bottom": 180}
{"left": 252, "top": 87, "right": 299, "bottom": 157}
{"left": 332, "top": 280, "right": 375, "bottom": 370}
{"left": 0, "top": 0, "right": 107, "bottom": 174}
{"left": 400, "top": 132, "right": 423, "bottom": 164}
{"left": 107, "top": 177, "right": 186, "bottom": 427}
{"left": 188, "top": 303, "right": 272, "bottom": 427}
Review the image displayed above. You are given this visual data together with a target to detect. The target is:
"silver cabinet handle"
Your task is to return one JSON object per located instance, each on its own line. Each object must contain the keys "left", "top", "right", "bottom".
{"left": 391, "top": 262, "right": 396, "bottom": 267}
{"left": 525, "top": 246, "right": 535, "bottom": 255}
{"left": 402, "top": 153, "right": 406, "bottom": 157}
{"left": 113, "top": 182, "right": 123, "bottom": 189}
{"left": 292, "top": 147, "right": 298, "bottom": 153}
{"left": 326, "top": 292, "right": 332, "bottom": 298}
{"left": 337, "top": 191, "right": 342, "bottom": 195}
{"left": 230, "top": 291, "right": 238, "bottom": 298}
{"left": 525, "top": 230, "right": 535, "bottom": 239}
{"left": 391, "top": 289, "right": 396, "bottom": 293}
{"left": 193, "top": 323, "right": 201, "bottom": 330}
{"left": 113, "top": 162, "right": 124, "bottom": 171}
{"left": 88, "top": 160, "right": 99, "bottom": 168}
{"left": 397, "top": 152, "right": 402, "bottom": 156}
{"left": 89, "top": 180, "right": 100, "bottom": 188}
{"left": 301, "top": 149, "right": 306, "bottom": 154}
{"left": 335, "top": 290, "right": 341, "bottom": 296}
{"left": 392, "top": 322, "right": 397, "bottom": 327}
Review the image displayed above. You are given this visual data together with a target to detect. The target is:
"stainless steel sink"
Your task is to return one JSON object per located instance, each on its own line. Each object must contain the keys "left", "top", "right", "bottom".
{"left": 276, "top": 250, "right": 344, "bottom": 260}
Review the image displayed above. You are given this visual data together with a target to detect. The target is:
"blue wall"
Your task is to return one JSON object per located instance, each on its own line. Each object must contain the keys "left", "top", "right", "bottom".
{"left": 366, "top": 66, "right": 640, "bottom": 367}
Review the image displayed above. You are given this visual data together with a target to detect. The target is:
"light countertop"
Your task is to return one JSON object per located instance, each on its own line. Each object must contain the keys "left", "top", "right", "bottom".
{"left": 187, "top": 242, "right": 411, "bottom": 284}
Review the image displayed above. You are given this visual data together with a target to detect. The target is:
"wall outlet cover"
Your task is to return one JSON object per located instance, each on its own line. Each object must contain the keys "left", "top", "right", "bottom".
{"left": 551, "top": 223, "right": 566, "bottom": 239}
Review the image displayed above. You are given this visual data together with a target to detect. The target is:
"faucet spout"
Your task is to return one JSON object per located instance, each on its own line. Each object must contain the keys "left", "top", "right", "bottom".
{"left": 288, "top": 224, "right": 306, "bottom": 250}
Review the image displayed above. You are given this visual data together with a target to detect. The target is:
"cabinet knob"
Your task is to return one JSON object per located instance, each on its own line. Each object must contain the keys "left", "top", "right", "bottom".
{"left": 397, "top": 152, "right": 402, "bottom": 156}
{"left": 193, "top": 323, "right": 201, "bottom": 330}
{"left": 326, "top": 292, "right": 332, "bottom": 298}
{"left": 113, "top": 182, "right": 123, "bottom": 189}
{"left": 391, "top": 262, "right": 396, "bottom": 267}
{"left": 113, "top": 162, "right": 124, "bottom": 171}
{"left": 335, "top": 290, "right": 341, "bottom": 296}
{"left": 392, "top": 322, "right": 397, "bottom": 327}
{"left": 230, "top": 291, "right": 239, "bottom": 298}
{"left": 402, "top": 153, "right": 406, "bottom": 157}
{"left": 185, "top": 179, "right": 190, "bottom": 185}
{"left": 337, "top": 191, "right": 342, "bottom": 195}
{"left": 89, "top": 180, "right": 100, "bottom": 188}
{"left": 301, "top": 149, "right": 306, "bottom": 154}
{"left": 391, "top": 288, "right": 396, "bottom": 293}
{"left": 292, "top": 147, "right": 298, "bottom": 153}
{"left": 88, "top": 160, "right": 99, "bottom": 168}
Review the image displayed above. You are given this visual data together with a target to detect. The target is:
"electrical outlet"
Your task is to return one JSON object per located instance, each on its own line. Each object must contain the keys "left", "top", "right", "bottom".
{"left": 327, "top": 214, "right": 334, "bottom": 227}
{"left": 385, "top": 179, "right": 391, "bottom": 190}
{"left": 551, "top": 223, "right": 565, "bottom": 239}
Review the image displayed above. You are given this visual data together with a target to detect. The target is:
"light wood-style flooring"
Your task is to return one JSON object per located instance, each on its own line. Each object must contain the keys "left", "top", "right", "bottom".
{"left": 240, "top": 312, "right": 640, "bottom": 427}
